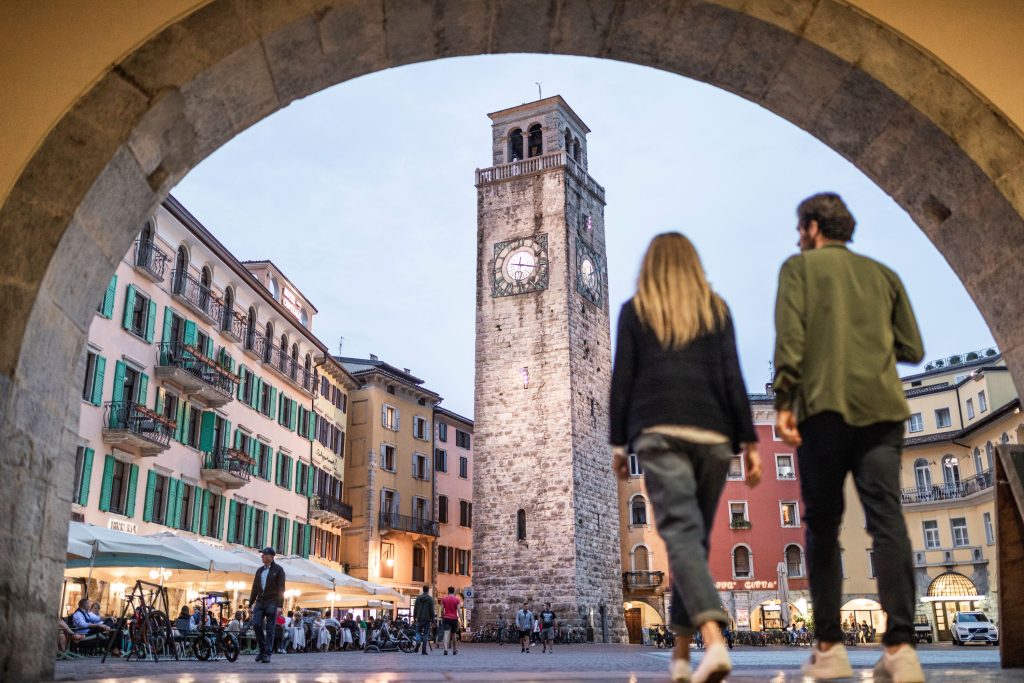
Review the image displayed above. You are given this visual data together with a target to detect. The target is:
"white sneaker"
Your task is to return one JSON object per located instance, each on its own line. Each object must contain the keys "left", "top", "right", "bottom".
{"left": 802, "top": 642, "right": 853, "bottom": 679}
{"left": 692, "top": 643, "right": 731, "bottom": 683}
{"left": 873, "top": 645, "right": 925, "bottom": 683}
{"left": 670, "top": 656, "right": 692, "bottom": 682}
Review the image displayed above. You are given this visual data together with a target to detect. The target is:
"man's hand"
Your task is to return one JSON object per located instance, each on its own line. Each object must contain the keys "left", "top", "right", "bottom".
{"left": 743, "top": 443, "right": 762, "bottom": 489}
{"left": 612, "top": 447, "right": 629, "bottom": 480}
{"left": 776, "top": 409, "right": 802, "bottom": 447}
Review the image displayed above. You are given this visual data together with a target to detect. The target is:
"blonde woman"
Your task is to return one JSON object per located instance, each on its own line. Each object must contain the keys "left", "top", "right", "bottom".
{"left": 610, "top": 233, "right": 761, "bottom": 683}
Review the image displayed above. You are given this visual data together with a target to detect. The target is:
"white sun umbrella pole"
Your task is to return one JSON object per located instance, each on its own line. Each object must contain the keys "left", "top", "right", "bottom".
{"left": 777, "top": 561, "right": 791, "bottom": 629}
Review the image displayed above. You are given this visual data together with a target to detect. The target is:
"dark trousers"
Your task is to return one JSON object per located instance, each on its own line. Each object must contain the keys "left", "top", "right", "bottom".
{"left": 251, "top": 600, "right": 279, "bottom": 658}
{"left": 798, "top": 412, "right": 916, "bottom": 646}
{"left": 416, "top": 620, "right": 431, "bottom": 653}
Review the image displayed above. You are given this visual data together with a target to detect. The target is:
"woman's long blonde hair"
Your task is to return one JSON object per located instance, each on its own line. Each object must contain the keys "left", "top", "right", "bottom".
{"left": 633, "top": 232, "right": 727, "bottom": 349}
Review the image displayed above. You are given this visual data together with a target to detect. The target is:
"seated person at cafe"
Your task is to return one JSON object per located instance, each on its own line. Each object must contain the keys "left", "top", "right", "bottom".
{"left": 71, "top": 598, "right": 119, "bottom": 654}
{"left": 226, "top": 611, "right": 245, "bottom": 635}
{"left": 58, "top": 617, "right": 85, "bottom": 652}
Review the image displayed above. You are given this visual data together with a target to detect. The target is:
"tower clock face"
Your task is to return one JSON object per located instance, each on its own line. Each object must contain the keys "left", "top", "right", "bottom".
{"left": 576, "top": 238, "right": 604, "bottom": 306}
{"left": 492, "top": 234, "right": 549, "bottom": 297}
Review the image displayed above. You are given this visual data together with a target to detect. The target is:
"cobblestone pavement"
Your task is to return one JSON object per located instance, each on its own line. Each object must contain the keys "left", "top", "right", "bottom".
{"left": 55, "top": 642, "right": 1009, "bottom": 682}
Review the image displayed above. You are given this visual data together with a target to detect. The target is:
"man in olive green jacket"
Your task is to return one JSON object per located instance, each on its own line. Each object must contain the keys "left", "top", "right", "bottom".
{"left": 773, "top": 193, "right": 925, "bottom": 683}
{"left": 413, "top": 585, "right": 435, "bottom": 655}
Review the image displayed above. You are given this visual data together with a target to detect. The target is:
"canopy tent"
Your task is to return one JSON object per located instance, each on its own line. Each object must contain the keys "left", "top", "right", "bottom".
{"left": 65, "top": 522, "right": 211, "bottom": 572}
{"left": 67, "top": 536, "right": 93, "bottom": 560}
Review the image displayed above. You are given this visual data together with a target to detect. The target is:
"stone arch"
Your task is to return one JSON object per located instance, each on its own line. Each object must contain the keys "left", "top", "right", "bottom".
{"left": 4, "top": 1, "right": 1024, "bottom": 678}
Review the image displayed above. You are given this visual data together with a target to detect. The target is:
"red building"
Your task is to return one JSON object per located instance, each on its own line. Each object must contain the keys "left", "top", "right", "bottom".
{"left": 707, "top": 394, "right": 810, "bottom": 631}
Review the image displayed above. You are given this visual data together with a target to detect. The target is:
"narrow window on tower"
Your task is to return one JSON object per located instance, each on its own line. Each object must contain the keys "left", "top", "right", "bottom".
{"left": 516, "top": 509, "right": 527, "bottom": 541}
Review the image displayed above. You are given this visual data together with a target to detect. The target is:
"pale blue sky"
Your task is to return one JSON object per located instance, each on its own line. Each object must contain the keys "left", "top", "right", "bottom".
{"left": 174, "top": 55, "right": 995, "bottom": 419}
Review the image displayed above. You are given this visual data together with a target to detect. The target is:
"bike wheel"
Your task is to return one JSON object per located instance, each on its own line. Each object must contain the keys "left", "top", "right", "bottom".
{"left": 193, "top": 635, "right": 214, "bottom": 661}
{"left": 147, "top": 610, "right": 171, "bottom": 661}
{"left": 398, "top": 636, "right": 417, "bottom": 654}
{"left": 221, "top": 634, "right": 240, "bottom": 662}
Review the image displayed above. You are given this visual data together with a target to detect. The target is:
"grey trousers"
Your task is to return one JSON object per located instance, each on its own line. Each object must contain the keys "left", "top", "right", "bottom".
{"left": 634, "top": 433, "right": 732, "bottom": 635}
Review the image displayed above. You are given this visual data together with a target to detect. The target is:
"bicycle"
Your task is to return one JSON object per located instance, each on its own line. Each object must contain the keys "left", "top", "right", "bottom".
{"left": 190, "top": 594, "right": 239, "bottom": 662}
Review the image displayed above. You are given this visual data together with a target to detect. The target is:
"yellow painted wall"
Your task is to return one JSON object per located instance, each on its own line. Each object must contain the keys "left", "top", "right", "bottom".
{"left": 2, "top": 1, "right": 1024, "bottom": 206}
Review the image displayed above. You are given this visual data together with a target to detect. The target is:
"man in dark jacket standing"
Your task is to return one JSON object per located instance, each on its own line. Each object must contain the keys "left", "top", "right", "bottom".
{"left": 774, "top": 193, "right": 924, "bottom": 682}
{"left": 413, "top": 585, "right": 435, "bottom": 655}
{"left": 250, "top": 546, "right": 286, "bottom": 663}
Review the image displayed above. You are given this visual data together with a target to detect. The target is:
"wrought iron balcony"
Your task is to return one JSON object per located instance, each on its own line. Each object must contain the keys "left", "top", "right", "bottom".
{"left": 623, "top": 571, "right": 665, "bottom": 591}
{"left": 220, "top": 308, "right": 247, "bottom": 343}
{"left": 155, "top": 341, "right": 236, "bottom": 407}
{"left": 265, "top": 342, "right": 315, "bottom": 394}
{"left": 201, "top": 447, "right": 253, "bottom": 489}
{"left": 378, "top": 511, "right": 439, "bottom": 537}
{"left": 730, "top": 519, "right": 752, "bottom": 530}
{"left": 243, "top": 328, "right": 269, "bottom": 360}
{"left": 900, "top": 472, "right": 994, "bottom": 505}
{"left": 133, "top": 240, "right": 169, "bottom": 282}
{"left": 102, "top": 401, "right": 173, "bottom": 456}
{"left": 171, "top": 269, "right": 222, "bottom": 323}
{"left": 310, "top": 494, "right": 353, "bottom": 527}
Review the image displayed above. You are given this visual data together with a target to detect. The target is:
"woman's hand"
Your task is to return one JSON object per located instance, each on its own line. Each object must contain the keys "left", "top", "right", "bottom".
{"left": 612, "top": 446, "right": 629, "bottom": 480}
{"left": 743, "top": 443, "right": 762, "bottom": 488}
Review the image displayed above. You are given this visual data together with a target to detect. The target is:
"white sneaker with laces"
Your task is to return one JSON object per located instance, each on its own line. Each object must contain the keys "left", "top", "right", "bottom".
{"left": 692, "top": 643, "right": 731, "bottom": 683}
{"left": 801, "top": 642, "right": 853, "bottom": 679}
{"left": 873, "top": 645, "right": 925, "bottom": 683}
{"left": 669, "top": 656, "right": 692, "bottom": 683}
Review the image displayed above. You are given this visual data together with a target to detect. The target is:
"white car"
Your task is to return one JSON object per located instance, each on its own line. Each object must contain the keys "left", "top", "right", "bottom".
{"left": 951, "top": 611, "right": 999, "bottom": 646}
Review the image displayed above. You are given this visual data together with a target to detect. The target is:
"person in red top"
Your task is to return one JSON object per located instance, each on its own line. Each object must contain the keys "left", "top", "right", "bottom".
{"left": 440, "top": 586, "right": 462, "bottom": 655}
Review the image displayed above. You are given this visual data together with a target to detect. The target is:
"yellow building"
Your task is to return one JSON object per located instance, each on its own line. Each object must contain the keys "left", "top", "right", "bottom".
{"left": 339, "top": 356, "right": 441, "bottom": 611}
{"left": 617, "top": 450, "right": 670, "bottom": 643}
{"left": 839, "top": 348, "right": 1018, "bottom": 642}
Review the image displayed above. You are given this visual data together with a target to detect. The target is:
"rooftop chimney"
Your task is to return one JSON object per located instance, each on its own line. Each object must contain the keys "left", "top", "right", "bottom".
{"left": 369, "top": 354, "right": 378, "bottom": 361}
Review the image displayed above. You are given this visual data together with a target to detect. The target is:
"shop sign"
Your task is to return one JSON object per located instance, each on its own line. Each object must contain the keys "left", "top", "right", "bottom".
{"left": 715, "top": 580, "right": 776, "bottom": 591}
{"left": 108, "top": 518, "right": 137, "bottom": 534}
{"left": 735, "top": 591, "right": 750, "bottom": 629}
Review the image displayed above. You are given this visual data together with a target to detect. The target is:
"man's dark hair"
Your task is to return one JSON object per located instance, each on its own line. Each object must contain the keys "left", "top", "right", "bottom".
{"left": 448, "top": 586, "right": 455, "bottom": 594}
{"left": 78, "top": 598, "right": 91, "bottom": 609}
{"left": 797, "top": 192, "right": 856, "bottom": 242}
{"left": 422, "top": 585, "right": 430, "bottom": 593}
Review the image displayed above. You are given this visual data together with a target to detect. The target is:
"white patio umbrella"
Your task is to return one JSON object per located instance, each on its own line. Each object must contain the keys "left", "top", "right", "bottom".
{"left": 67, "top": 535, "right": 93, "bottom": 560}
{"left": 777, "top": 561, "right": 791, "bottom": 628}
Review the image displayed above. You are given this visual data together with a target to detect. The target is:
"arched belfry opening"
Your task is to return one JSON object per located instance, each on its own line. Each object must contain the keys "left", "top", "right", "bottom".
{"left": 527, "top": 123, "right": 543, "bottom": 158}
{"left": 508, "top": 128, "right": 523, "bottom": 162}
{"left": 3, "top": 1, "right": 1024, "bottom": 678}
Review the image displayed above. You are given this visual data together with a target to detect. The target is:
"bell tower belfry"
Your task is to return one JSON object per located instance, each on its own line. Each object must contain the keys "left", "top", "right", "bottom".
{"left": 472, "top": 96, "right": 624, "bottom": 641}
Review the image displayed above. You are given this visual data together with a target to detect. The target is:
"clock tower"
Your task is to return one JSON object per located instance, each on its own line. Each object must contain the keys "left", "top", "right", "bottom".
{"left": 472, "top": 97, "right": 625, "bottom": 641}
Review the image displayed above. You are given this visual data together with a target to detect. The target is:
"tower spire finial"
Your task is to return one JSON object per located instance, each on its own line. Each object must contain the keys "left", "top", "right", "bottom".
{"left": 535, "top": 82, "right": 542, "bottom": 100}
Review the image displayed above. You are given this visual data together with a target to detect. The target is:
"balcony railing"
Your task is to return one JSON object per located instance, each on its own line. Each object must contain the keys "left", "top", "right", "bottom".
{"left": 103, "top": 401, "right": 173, "bottom": 451}
{"left": 311, "top": 494, "right": 353, "bottom": 525}
{"left": 378, "top": 512, "right": 439, "bottom": 537}
{"left": 730, "top": 519, "right": 752, "bottom": 530}
{"left": 201, "top": 447, "right": 253, "bottom": 488}
{"left": 244, "top": 329, "right": 269, "bottom": 360}
{"left": 156, "top": 341, "right": 236, "bottom": 403}
{"left": 475, "top": 150, "right": 606, "bottom": 202}
{"left": 623, "top": 571, "right": 665, "bottom": 591}
{"left": 900, "top": 471, "right": 994, "bottom": 504}
{"left": 265, "top": 342, "right": 315, "bottom": 392}
{"left": 171, "top": 269, "right": 222, "bottom": 323}
{"left": 221, "top": 308, "right": 247, "bottom": 343}
{"left": 133, "top": 240, "right": 169, "bottom": 281}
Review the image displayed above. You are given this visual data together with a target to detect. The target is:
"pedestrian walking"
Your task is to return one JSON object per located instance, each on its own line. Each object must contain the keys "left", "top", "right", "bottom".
{"left": 773, "top": 192, "right": 925, "bottom": 682}
{"left": 610, "top": 232, "right": 761, "bottom": 683}
{"left": 515, "top": 602, "right": 534, "bottom": 653}
{"left": 249, "top": 546, "right": 286, "bottom": 664}
{"left": 440, "top": 586, "right": 461, "bottom": 655}
{"left": 413, "top": 585, "right": 435, "bottom": 655}
{"left": 539, "top": 602, "right": 558, "bottom": 653}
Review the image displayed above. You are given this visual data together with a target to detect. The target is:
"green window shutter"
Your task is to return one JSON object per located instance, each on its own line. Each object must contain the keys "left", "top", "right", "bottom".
{"left": 227, "top": 499, "right": 237, "bottom": 543}
{"left": 192, "top": 488, "right": 203, "bottom": 534}
{"left": 237, "top": 366, "right": 247, "bottom": 400}
{"left": 198, "top": 411, "right": 216, "bottom": 453}
{"left": 165, "top": 478, "right": 178, "bottom": 527}
{"left": 124, "top": 464, "right": 139, "bottom": 518}
{"left": 162, "top": 306, "right": 174, "bottom": 344}
{"left": 244, "top": 505, "right": 254, "bottom": 547}
{"left": 306, "top": 466, "right": 315, "bottom": 498}
{"left": 101, "top": 275, "right": 117, "bottom": 318}
{"left": 262, "top": 512, "right": 269, "bottom": 549}
{"left": 98, "top": 455, "right": 114, "bottom": 512}
{"left": 292, "top": 520, "right": 301, "bottom": 555}
{"left": 282, "top": 517, "right": 290, "bottom": 553}
{"left": 308, "top": 412, "right": 318, "bottom": 441}
{"left": 145, "top": 299, "right": 157, "bottom": 342}
{"left": 175, "top": 401, "right": 186, "bottom": 442}
{"left": 285, "top": 457, "right": 292, "bottom": 490}
{"left": 222, "top": 420, "right": 231, "bottom": 449}
{"left": 111, "top": 361, "right": 126, "bottom": 404}
{"left": 137, "top": 373, "right": 149, "bottom": 405}
{"left": 233, "top": 429, "right": 241, "bottom": 449}
{"left": 122, "top": 284, "right": 136, "bottom": 330}
{"left": 302, "top": 524, "right": 311, "bottom": 558}
{"left": 90, "top": 356, "right": 105, "bottom": 406}
{"left": 289, "top": 399, "right": 298, "bottom": 431}
{"left": 252, "top": 377, "right": 262, "bottom": 410}
{"left": 269, "top": 387, "right": 277, "bottom": 420}
{"left": 205, "top": 337, "right": 214, "bottom": 358}
{"left": 200, "top": 489, "right": 210, "bottom": 536}
{"left": 142, "top": 469, "right": 157, "bottom": 522}
{"left": 183, "top": 320, "right": 198, "bottom": 346}
{"left": 271, "top": 516, "right": 279, "bottom": 549}
{"left": 78, "top": 448, "right": 94, "bottom": 506}
{"left": 215, "top": 495, "right": 225, "bottom": 539}
{"left": 175, "top": 479, "right": 185, "bottom": 527}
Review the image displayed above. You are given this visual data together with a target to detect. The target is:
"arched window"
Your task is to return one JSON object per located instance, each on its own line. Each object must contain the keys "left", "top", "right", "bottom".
{"left": 304, "top": 354, "right": 312, "bottom": 389}
{"left": 173, "top": 246, "right": 188, "bottom": 294}
{"left": 573, "top": 136, "right": 582, "bottom": 163}
{"left": 527, "top": 124, "right": 543, "bottom": 158}
{"left": 516, "top": 509, "right": 526, "bottom": 541}
{"left": 245, "top": 306, "right": 257, "bottom": 350}
{"left": 199, "top": 266, "right": 212, "bottom": 310}
{"left": 785, "top": 544, "right": 804, "bottom": 577}
{"left": 290, "top": 343, "right": 299, "bottom": 380}
{"left": 914, "top": 458, "right": 932, "bottom": 490}
{"left": 632, "top": 545, "right": 650, "bottom": 572}
{"left": 136, "top": 220, "right": 155, "bottom": 268}
{"left": 412, "top": 544, "right": 425, "bottom": 583}
{"left": 942, "top": 454, "right": 961, "bottom": 486}
{"left": 508, "top": 129, "right": 523, "bottom": 162}
{"left": 1002, "top": 432, "right": 1011, "bottom": 445}
{"left": 279, "top": 334, "right": 288, "bottom": 371}
{"left": 630, "top": 495, "right": 647, "bottom": 526}
{"left": 263, "top": 322, "right": 274, "bottom": 363}
{"left": 985, "top": 441, "right": 995, "bottom": 471}
{"left": 222, "top": 287, "right": 234, "bottom": 331}
{"left": 973, "top": 447, "right": 984, "bottom": 477}
{"left": 564, "top": 128, "right": 571, "bottom": 156}
{"left": 732, "top": 545, "right": 752, "bottom": 579}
